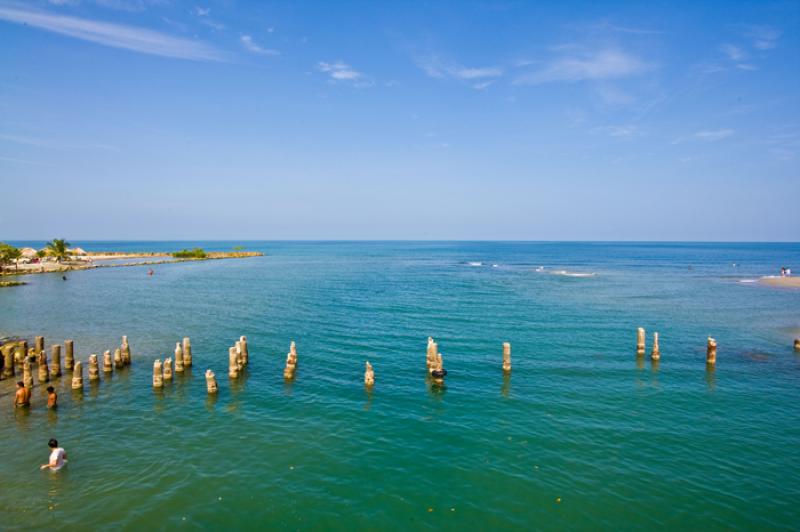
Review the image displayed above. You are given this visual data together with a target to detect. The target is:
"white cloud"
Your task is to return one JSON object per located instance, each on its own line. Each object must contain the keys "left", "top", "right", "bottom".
{"left": 416, "top": 56, "right": 502, "bottom": 88}
{"left": 317, "top": 61, "right": 372, "bottom": 87}
{"left": 720, "top": 44, "right": 745, "bottom": 61}
{"left": 596, "top": 125, "right": 639, "bottom": 138}
{"left": 747, "top": 26, "right": 781, "bottom": 50}
{"left": 240, "top": 35, "right": 279, "bottom": 56}
{"left": 673, "top": 129, "right": 734, "bottom": 144}
{"left": 0, "top": 5, "right": 224, "bottom": 61}
{"left": 194, "top": 6, "right": 210, "bottom": 16}
{"left": 515, "top": 48, "right": 650, "bottom": 84}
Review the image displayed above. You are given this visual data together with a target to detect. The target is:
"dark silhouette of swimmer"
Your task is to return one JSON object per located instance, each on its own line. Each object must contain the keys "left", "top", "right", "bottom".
{"left": 62, "top": 276, "right": 67, "bottom": 281}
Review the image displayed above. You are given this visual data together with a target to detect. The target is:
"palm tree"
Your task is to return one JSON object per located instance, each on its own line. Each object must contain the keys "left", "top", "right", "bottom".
{"left": 0, "top": 243, "right": 22, "bottom": 272}
{"left": 45, "top": 238, "right": 71, "bottom": 263}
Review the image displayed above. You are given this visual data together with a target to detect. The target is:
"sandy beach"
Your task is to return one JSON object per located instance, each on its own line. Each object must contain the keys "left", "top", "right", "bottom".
{"left": 759, "top": 276, "right": 800, "bottom": 288}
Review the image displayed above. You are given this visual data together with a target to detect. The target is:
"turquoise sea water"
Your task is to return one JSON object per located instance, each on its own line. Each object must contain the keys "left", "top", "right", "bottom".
{"left": 1, "top": 241, "right": 799, "bottom": 530}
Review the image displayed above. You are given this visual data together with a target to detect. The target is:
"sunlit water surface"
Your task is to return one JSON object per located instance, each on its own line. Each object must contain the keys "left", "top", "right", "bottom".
{"left": 1, "top": 241, "right": 799, "bottom": 530}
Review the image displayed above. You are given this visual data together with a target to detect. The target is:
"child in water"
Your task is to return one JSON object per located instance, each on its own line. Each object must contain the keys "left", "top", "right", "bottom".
{"left": 46, "top": 386, "right": 57, "bottom": 408}
{"left": 41, "top": 439, "right": 67, "bottom": 471}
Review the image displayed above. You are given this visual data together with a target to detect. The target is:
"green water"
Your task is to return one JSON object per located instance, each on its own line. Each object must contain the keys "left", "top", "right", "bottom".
{"left": 1, "top": 242, "right": 799, "bottom": 530}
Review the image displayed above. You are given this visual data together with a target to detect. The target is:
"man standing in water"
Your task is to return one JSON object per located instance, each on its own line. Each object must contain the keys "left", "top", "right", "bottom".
{"left": 14, "top": 381, "right": 30, "bottom": 407}
{"left": 40, "top": 439, "right": 67, "bottom": 471}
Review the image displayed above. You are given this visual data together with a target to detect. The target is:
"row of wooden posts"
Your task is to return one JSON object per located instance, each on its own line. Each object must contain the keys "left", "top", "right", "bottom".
{"left": 3, "top": 331, "right": 798, "bottom": 395}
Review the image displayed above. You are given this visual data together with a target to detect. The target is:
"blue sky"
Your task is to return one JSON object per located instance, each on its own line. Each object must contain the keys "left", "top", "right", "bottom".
{"left": 1, "top": 0, "right": 798, "bottom": 240}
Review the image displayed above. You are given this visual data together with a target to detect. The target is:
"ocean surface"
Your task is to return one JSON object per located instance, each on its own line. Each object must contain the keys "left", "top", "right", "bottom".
{"left": 1, "top": 241, "right": 799, "bottom": 530}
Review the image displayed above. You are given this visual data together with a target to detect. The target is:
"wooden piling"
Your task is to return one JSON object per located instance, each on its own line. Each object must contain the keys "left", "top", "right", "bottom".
{"left": 235, "top": 342, "right": 244, "bottom": 371}
{"left": 64, "top": 339, "right": 74, "bottom": 370}
{"left": 153, "top": 359, "right": 163, "bottom": 388}
{"left": 49, "top": 345, "right": 62, "bottom": 377}
{"left": 182, "top": 337, "right": 192, "bottom": 367}
{"left": 14, "top": 341, "right": 27, "bottom": 365}
{"left": 205, "top": 369, "right": 218, "bottom": 394}
{"left": 228, "top": 347, "right": 239, "bottom": 379}
{"left": 174, "top": 342, "right": 184, "bottom": 373}
{"left": 88, "top": 354, "right": 100, "bottom": 381}
{"left": 283, "top": 341, "right": 297, "bottom": 380}
{"left": 23, "top": 357, "right": 33, "bottom": 388}
{"left": 103, "top": 350, "right": 113, "bottom": 373}
{"left": 34, "top": 336, "right": 44, "bottom": 356}
{"left": 72, "top": 360, "right": 83, "bottom": 390}
{"left": 163, "top": 358, "right": 173, "bottom": 380}
{"left": 502, "top": 342, "right": 511, "bottom": 372}
{"left": 1, "top": 345, "right": 14, "bottom": 379}
{"left": 239, "top": 336, "right": 249, "bottom": 366}
{"left": 364, "top": 361, "right": 375, "bottom": 387}
{"left": 706, "top": 337, "right": 717, "bottom": 364}
{"left": 121, "top": 335, "right": 131, "bottom": 366}
{"left": 651, "top": 333, "right": 660, "bottom": 361}
{"left": 38, "top": 351, "right": 50, "bottom": 383}
{"left": 426, "top": 337, "right": 437, "bottom": 370}
{"left": 794, "top": 338, "right": 800, "bottom": 351}
{"left": 114, "top": 348, "right": 124, "bottom": 369}
{"left": 636, "top": 327, "right": 646, "bottom": 356}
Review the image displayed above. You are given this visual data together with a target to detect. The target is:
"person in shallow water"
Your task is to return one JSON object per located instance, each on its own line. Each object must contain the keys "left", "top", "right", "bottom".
{"left": 14, "top": 381, "right": 30, "bottom": 407}
{"left": 46, "top": 386, "right": 57, "bottom": 408}
{"left": 41, "top": 439, "right": 67, "bottom": 471}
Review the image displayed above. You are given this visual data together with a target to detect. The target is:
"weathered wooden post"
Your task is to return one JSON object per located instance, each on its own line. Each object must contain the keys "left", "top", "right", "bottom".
{"left": 38, "top": 351, "right": 50, "bottom": 383}
{"left": 71, "top": 360, "right": 83, "bottom": 390}
{"left": 121, "top": 336, "right": 131, "bottom": 366}
{"left": 103, "top": 350, "right": 113, "bottom": 373}
{"left": 239, "top": 336, "right": 249, "bottom": 366}
{"left": 34, "top": 336, "right": 44, "bottom": 356}
{"left": 706, "top": 337, "right": 717, "bottom": 364}
{"left": 114, "top": 348, "right": 124, "bottom": 369}
{"left": 235, "top": 342, "right": 244, "bottom": 371}
{"left": 163, "top": 358, "right": 173, "bottom": 381}
{"left": 205, "top": 369, "right": 218, "bottom": 394}
{"left": 153, "top": 359, "right": 163, "bottom": 388}
{"left": 64, "top": 339, "right": 74, "bottom": 370}
{"left": 502, "top": 342, "right": 511, "bottom": 372}
{"left": 283, "top": 341, "right": 298, "bottom": 380}
{"left": 23, "top": 358, "right": 33, "bottom": 388}
{"left": 364, "top": 361, "right": 375, "bottom": 387}
{"left": 229, "top": 347, "right": 239, "bottom": 379}
{"left": 182, "top": 337, "right": 192, "bottom": 367}
{"left": 794, "top": 338, "right": 800, "bottom": 351}
{"left": 426, "top": 337, "right": 437, "bottom": 370}
{"left": 636, "top": 327, "right": 646, "bottom": 356}
{"left": 14, "top": 341, "right": 27, "bottom": 364}
{"left": 88, "top": 354, "right": 100, "bottom": 381}
{"left": 651, "top": 333, "right": 660, "bottom": 361}
{"left": 174, "top": 342, "right": 185, "bottom": 373}
{"left": 431, "top": 353, "right": 446, "bottom": 385}
{"left": 50, "top": 345, "right": 62, "bottom": 378}
{"left": 2, "top": 345, "right": 14, "bottom": 379}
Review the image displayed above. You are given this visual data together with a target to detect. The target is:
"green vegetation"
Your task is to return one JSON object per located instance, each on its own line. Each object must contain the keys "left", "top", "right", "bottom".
{"left": 233, "top": 246, "right": 246, "bottom": 251}
{"left": 0, "top": 281, "right": 26, "bottom": 287}
{"left": 0, "top": 243, "right": 22, "bottom": 272}
{"left": 45, "top": 238, "right": 71, "bottom": 263}
{"left": 172, "top": 248, "right": 208, "bottom": 259}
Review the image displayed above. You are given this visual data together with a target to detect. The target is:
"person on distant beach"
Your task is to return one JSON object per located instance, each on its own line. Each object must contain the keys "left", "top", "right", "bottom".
{"left": 40, "top": 439, "right": 67, "bottom": 471}
{"left": 46, "top": 386, "right": 57, "bottom": 409}
{"left": 781, "top": 267, "right": 786, "bottom": 277}
{"left": 148, "top": 269, "right": 154, "bottom": 276}
{"left": 787, "top": 268, "right": 793, "bottom": 277}
{"left": 14, "top": 381, "right": 30, "bottom": 407}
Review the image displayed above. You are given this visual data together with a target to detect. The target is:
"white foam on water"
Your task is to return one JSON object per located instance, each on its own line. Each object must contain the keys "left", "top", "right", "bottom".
{"left": 553, "top": 270, "right": 596, "bottom": 278}
{"left": 467, "top": 262, "right": 483, "bottom": 266}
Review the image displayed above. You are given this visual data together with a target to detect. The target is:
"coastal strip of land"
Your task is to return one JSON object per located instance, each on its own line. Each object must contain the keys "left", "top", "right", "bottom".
{"left": 759, "top": 276, "right": 800, "bottom": 288}
{"left": 0, "top": 251, "right": 263, "bottom": 277}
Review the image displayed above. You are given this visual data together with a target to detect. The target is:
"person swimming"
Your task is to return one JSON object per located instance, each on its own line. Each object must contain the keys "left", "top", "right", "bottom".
{"left": 40, "top": 439, "right": 67, "bottom": 471}
{"left": 14, "top": 381, "right": 30, "bottom": 408}
{"left": 47, "top": 386, "right": 57, "bottom": 409}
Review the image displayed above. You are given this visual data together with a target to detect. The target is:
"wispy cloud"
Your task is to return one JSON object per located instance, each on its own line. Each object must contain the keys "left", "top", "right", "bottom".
{"left": 596, "top": 125, "right": 640, "bottom": 138}
{"left": 0, "top": 5, "right": 225, "bottom": 61}
{"left": 720, "top": 44, "right": 746, "bottom": 61}
{"left": 0, "top": 133, "right": 120, "bottom": 152}
{"left": 515, "top": 48, "right": 650, "bottom": 85}
{"left": 317, "top": 61, "right": 372, "bottom": 87}
{"left": 193, "top": 6, "right": 210, "bottom": 16}
{"left": 417, "top": 56, "right": 503, "bottom": 86}
{"left": 673, "top": 129, "right": 734, "bottom": 144}
{"left": 240, "top": 35, "right": 279, "bottom": 56}
{"left": 746, "top": 25, "right": 781, "bottom": 50}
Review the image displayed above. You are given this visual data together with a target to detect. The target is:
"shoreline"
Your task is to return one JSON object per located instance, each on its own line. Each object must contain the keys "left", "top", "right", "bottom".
{"left": 0, "top": 251, "right": 263, "bottom": 277}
